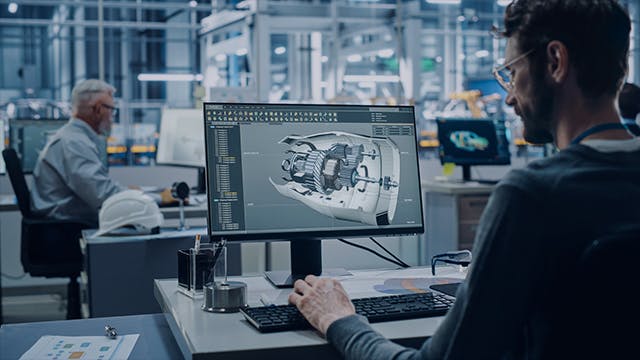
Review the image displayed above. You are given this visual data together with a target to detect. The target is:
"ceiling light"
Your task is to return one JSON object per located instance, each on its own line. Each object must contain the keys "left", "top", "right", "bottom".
{"left": 236, "top": 0, "right": 251, "bottom": 9}
{"left": 274, "top": 46, "right": 286, "bottom": 55}
{"left": 475, "top": 50, "right": 490, "bottom": 58}
{"left": 137, "top": 73, "right": 203, "bottom": 82}
{"left": 321, "top": 56, "right": 329, "bottom": 63}
{"left": 426, "top": 0, "right": 461, "bottom": 5}
{"left": 343, "top": 75, "right": 400, "bottom": 83}
{"left": 8, "top": 2, "right": 18, "bottom": 13}
{"left": 347, "top": 54, "right": 363, "bottom": 63}
{"left": 189, "top": 1, "right": 198, "bottom": 8}
{"left": 457, "top": 15, "right": 466, "bottom": 22}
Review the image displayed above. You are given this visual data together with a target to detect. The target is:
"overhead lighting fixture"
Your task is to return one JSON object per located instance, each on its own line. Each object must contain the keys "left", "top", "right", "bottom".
{"left": 475, "top": 50, "right": 490, "bottom": 58}
{"left": 377, "top": 49, "right": 394, "bottom": 58}
{"left": 347, "top": 54, "right": 363, "bottom": 63}
{"left": 426, "top": 0, "right": 461, "bottom": 5}
{"left": 497, "top": 0, "right": 511, "bottom": 6}
{"left": 457, "top": 15, "right": 466, "bottom": 22}
{"left": 343, "top": 75, "right": 400, "bottom": 83}
{"left": 188, "top": 1, "right": 198, "bottom": 8}
{"left": 8, "top": 2, "right": 18, "bottom": 13}
{"left": 236, "top": 0, "right": 251, "bottom": 9}
{"left": 235, "top": 48, "right": 248, "bottom": 56}
{"left": 137, "top": 73, "right": 203, "bottom": 82}
{"left": 321, "top": 55, "right": 329, "bottom": 63}
{"left": 274, "top": 46, "right": 286, "bottom": 55}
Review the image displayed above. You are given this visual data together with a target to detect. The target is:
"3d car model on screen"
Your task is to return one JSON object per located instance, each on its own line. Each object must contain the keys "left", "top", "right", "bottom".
{"left": 269, "top": 131, "right": 400, "bottom": 226}
{"left": 449, "top": 131, "right": 489, "bottom": 152}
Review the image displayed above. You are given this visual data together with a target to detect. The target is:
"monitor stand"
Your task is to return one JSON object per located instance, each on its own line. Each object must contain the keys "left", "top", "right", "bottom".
{"left": 195, "top": 167, "right": 206, "bottom": 194}
{"left": 461, "top": 164, "right": 499, "bottom": 185}
{"left": 264, "top": 239, "right": 351, "bottom": 288}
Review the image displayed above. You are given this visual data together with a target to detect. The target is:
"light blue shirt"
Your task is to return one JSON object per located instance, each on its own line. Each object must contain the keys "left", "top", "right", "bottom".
{"left": 31, "top": 118, "right": 126, "bottom": 225}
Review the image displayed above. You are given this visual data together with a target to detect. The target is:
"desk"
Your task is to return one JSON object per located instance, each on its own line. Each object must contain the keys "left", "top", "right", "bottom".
{"left": 0, "top": 194, "right": 17, "bottom": 212}
{"left": 154, "top": 267, "right": 465, "bottom": 360}
{"left": 422, "top": 180, "right": 494, "bottom": 260}
{"left": 0, "top": 313, "right": 182, "bottom": 359}
{"left": 80, "top": 227, "right": 241, "bottom": 318}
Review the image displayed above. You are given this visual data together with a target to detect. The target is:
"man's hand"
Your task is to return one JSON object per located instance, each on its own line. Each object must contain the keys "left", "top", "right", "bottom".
{"left": 288, "top": 275, "right": 356, "bottom": 335}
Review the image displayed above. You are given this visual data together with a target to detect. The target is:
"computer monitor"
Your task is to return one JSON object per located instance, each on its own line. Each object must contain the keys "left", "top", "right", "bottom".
{"left": 436, "top": 117, "right": 511, "bottom": 182}
{"left": 1, "top": 119, "right": 5, "bottom": 174}
{"left": 9, "top": 119, "right": 67, "bottom": 173}
{"left": 156, "top": 108, "right": 206, "bottom": 193}
{"left": 203, "top": 103, "right": 424, "bottom": 287}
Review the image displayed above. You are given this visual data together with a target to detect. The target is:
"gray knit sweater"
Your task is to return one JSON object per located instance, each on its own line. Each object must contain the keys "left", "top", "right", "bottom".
{"left": 327, "top": 141, "right": 640, "bottom": 360}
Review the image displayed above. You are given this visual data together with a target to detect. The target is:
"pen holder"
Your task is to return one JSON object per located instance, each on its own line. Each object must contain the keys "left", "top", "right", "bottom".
{"left": 177, "top": 243, "right": 215, "bottom": 298}
{"left": 201, "top": 241, "right": 247, "bottom": 313}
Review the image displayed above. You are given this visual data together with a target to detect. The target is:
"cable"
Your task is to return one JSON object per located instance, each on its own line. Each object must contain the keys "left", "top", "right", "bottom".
{"left": 369, "top": 237, "right": 411, "bottom": 268}
{"left": 338, "top": 238, "right": 409, "bottom": 268}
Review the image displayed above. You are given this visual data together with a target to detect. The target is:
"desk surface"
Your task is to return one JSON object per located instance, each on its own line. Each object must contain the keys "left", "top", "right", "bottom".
{"left": 155, "top": 267, "right": 465, "bottom": 360}
{"left": 81, "top": 226, "right": 207, "bottom": 245}
{"left": 0, "top": 314, "right": 182, "bottom": 360}
{"left": 421, "top": 180, "right": 494, "bottom": 195}
{"left": 0, "top": 194, "right": 17, "bottom": 211}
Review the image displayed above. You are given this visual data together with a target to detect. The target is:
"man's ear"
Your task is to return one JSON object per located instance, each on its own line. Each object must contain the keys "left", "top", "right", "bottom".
{"left": 546, "top": 40, "right": 569, "bottom": 84}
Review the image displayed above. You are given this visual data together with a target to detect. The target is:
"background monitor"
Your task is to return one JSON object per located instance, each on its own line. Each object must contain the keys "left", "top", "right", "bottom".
{"left": 9, "top": 119, "right": 67, "bottom": 173}
{"left": 156, "top": 108, "right": 206, "bottom": 192}
{"left": 436, "top": 117, "right": 510, "bottom": 182}
{"left": 0, "top": 119, "right": 5, "bottom": 174}
{"left": 203, "top": 103, "right": 424, "bottom": 287}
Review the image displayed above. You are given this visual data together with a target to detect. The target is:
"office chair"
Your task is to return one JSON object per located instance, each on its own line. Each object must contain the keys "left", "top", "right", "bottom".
{"left": 2, "top": 148, "right": 89, "bottom": 319}
{"left": 552, "top": 225, "right": 640, "bottom": 359}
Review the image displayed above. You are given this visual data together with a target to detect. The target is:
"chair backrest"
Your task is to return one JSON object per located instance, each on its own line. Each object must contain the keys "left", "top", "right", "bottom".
{"left": 560, "top": 225, "right": 640, "bottom": 359}
{"left": 2, "top": 148, "right": 32, "bottom": 217}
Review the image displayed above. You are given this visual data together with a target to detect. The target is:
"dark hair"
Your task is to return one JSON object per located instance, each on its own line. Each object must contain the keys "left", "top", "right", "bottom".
{"left": 501, "top": 0, "right": 630, "bottom": 99}
{"left": 619, "top": 82, "right": 640, "bottom": 118}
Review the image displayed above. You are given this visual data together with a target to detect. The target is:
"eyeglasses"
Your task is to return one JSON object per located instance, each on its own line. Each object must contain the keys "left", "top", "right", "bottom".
{"left": 431, "top": 250, "right": 472, "bottom": 276}
{"left": 492, "top": 48, "right": 535, "bottom": 91}
{"left": 101, "top": 103, "right": 118, "bottom": 117}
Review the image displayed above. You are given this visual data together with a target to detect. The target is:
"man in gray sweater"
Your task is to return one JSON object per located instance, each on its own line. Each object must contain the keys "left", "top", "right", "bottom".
{"left": 289, "top": 1, "right": 640, "bottom": 359}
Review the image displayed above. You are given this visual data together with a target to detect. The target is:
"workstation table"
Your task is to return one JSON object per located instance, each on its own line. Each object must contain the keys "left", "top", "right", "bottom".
{"left": 0, "top": 313, "right": 182, "bottom": 360}
{"left": 154, "top": 266, "right": 465, "bottom": 360}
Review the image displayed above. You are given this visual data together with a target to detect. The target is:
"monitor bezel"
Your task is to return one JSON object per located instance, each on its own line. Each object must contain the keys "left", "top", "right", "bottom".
{"left": 435, "top": 117, "right": 511, "bottom": 166}
{"left": 202, "top": 102, "right": 425, "bottom": 242}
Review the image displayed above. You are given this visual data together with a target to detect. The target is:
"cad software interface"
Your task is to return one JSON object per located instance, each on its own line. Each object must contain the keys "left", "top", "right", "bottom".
{"left": 204, "top": 103, "right": 424, "bottom": 238}
{"left": 436, "top": 118, "right": 510, "bottom": 165}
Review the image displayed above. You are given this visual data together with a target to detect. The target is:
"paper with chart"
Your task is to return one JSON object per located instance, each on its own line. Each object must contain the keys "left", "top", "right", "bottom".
{"left": 19, "top": 334, "right": 139, "bottom": 360}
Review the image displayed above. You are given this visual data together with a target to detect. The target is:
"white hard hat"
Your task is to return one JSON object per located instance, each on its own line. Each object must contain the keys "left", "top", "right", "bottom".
{"left": 92, "top": 189, "right": 164, "bottom": 237}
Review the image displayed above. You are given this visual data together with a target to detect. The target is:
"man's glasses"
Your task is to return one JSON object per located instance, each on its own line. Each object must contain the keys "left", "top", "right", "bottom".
{"left": 491, "top": 48, "right": 535, "bottom": 91}
{"left": 101, "top": 104, "right": 118, "bottom": 117}
{"left": 431, "top": 250, "right": 472, "bottom": 276}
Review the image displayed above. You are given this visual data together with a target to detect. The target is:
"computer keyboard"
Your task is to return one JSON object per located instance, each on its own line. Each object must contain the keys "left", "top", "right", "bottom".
{"left": 240, "top": 292, "right": 455, "bottom": 333}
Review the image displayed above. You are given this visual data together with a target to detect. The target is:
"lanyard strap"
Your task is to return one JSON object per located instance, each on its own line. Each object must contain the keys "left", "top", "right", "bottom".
{"left": 571, "top": 123, "right": 633, "bottom": 145}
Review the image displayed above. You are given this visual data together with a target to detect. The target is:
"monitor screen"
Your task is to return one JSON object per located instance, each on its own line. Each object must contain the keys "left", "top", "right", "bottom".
{"left": 436, "top": 118, "right": 510, "bottom": 166}
{"left": 203, "top": 103, "right": 424, "bottom": 242}
{"left": 9, "top": 119, "right": 67, "bottom": 173}
{"left": 0, "top": 119, "right": 5, "bottom": 174}
{"left": 156, "top": 108, "right": 206, "bottom": 168}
